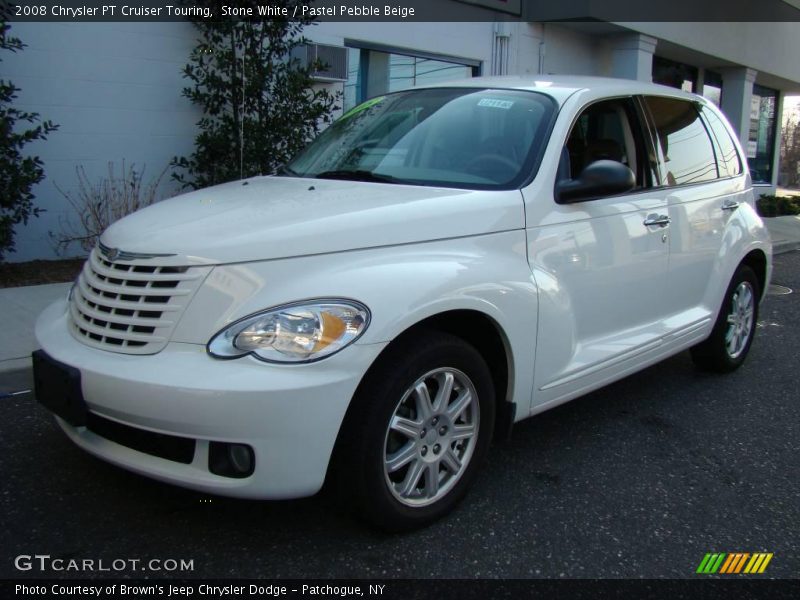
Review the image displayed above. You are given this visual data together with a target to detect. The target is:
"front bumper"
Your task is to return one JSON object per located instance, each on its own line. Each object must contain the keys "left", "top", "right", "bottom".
{"left": 35, "top": 300, "right": 387, "bottom": 499}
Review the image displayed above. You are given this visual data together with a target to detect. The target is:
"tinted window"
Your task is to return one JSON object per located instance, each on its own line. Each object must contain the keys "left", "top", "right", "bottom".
{"left": 287, "top": 88, "right": 555, "bottom": 190}
{"left": 702, "top": 106, "right": 742, "bottom": 177}
{"left": 644, "top": 97, "right": 718, "bottom": 186}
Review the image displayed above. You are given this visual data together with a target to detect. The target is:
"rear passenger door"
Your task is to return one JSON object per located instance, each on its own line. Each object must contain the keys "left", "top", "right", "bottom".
{"left": 641, "top": 96, "right": 747, "bottom": 319}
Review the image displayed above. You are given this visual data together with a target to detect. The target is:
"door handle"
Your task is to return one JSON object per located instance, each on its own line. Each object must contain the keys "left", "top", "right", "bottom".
{"left": 721, "top": 199, "right": 740, "bottom": 211}
{"left": 643, "top": 214, "right": 671, "bottom": 228}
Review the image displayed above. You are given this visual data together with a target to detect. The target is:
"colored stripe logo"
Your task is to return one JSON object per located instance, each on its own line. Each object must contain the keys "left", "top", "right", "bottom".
{"left": 696, "top": 553, "right": 773, "bottom": 574}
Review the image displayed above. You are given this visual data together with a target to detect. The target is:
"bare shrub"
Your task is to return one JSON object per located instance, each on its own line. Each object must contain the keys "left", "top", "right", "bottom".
{"left": 51, "top": 161, "right": 168, "bottom": 255}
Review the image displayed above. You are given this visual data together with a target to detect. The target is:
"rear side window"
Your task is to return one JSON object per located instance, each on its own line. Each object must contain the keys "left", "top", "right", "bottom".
{"left": 644, "top": 96, "right": 718, "bottom": 186}
{"left": 701, "top": 106, "right": 743, "bottom": 177}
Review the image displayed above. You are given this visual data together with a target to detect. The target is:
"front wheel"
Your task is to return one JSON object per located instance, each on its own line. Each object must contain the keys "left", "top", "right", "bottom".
{"left": 691, "top": 264, "right": 760, "bottom": 373}
{"left": 334, "top": 331, "right": 495, "bottom": 531}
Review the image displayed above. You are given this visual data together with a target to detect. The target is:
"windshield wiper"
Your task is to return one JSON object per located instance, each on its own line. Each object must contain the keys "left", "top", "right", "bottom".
{"left": 314, "top": 169, "right": 399, "bottom": 184}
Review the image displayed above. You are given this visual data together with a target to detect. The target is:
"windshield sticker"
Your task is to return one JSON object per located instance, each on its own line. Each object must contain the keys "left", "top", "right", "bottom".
{"left": 477, "top": 98, "right": 514, "bottom": 110}
{"left": 340, "top": 96, "right": 386, "bottom": 120}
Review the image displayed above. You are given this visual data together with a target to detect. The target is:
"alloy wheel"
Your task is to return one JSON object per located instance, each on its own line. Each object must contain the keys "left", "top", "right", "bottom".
{"left": 725, "top": 281, "right": 755, "bottom": 359}
{"left": 382, "top": 367, "right": 480, "bottom": 507}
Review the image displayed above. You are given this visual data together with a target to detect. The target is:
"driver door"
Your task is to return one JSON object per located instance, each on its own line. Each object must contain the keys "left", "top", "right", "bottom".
{"left": 525, "top": 97, "right": 671, "bottom": 408}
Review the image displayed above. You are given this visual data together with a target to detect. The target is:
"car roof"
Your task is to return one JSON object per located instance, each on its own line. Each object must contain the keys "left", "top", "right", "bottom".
{"left": 413, "top": 75, "right": 703, "bottom": 105}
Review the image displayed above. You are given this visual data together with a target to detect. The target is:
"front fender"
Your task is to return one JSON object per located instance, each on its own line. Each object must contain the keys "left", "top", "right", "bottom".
{"left": 171, "top": 230, "right": 539, "bottom": 414}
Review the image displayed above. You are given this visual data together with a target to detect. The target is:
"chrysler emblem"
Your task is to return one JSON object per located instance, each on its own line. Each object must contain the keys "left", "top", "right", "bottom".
{"left": 98, "top": 241, "right": 176, "bottom": 261}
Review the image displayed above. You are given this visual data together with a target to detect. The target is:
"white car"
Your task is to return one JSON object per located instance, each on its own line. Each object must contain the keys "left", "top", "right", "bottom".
{"left": 34, "top": 76, "right": 771, "bottom": 530}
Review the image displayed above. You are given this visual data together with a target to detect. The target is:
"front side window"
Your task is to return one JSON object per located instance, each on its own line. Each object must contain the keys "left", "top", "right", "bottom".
{"left": 285, "top": 88, "right": 556, "bottom": 190}
{"left": 644, "top": 96, "right": 718, "bottom": 186}
{"left": 561, "top": 98, "right": 653, "bottom": 188}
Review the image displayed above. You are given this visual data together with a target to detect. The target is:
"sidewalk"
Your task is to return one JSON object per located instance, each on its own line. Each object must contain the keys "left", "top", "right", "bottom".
{"left": 1, "top": 216, "right": 799, "bottom": 374}
{"left": 0, "top": 282, "right": 70, "bottom": 373}
{"left": 766, "top": 214, "right": 800, "bottom": 254}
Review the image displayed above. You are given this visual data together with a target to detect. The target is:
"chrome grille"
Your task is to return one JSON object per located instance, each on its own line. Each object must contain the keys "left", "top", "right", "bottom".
{"left": 68, "top": 247, "right": 211, "bottom": 354}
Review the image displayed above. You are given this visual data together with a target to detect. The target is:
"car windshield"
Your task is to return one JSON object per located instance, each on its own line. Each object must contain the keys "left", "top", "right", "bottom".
{"left": 284, "top": 87, "right": 556, "bottom": 190}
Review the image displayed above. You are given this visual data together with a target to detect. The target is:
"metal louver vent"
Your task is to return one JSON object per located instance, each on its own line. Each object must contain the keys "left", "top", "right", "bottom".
{"left": 292, "top": 43, "right": 348, "bottom": 82}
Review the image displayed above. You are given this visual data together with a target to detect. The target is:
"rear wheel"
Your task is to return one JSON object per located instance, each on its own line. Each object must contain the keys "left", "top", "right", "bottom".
{"left": 691, "top": 265, "right": 760, "bottom": 373}
{"left": 334, "top": 331, "right": 495, "bottom": 531}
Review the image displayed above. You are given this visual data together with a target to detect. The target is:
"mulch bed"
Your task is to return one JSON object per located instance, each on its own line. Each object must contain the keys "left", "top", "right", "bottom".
{"left": 0, "top": 258, "right": 85, "bottom": 289}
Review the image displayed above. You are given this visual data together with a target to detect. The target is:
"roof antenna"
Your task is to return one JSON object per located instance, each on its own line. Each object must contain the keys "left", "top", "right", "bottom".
{"left": 239, "top": 25, "right": 245, "bottom": 180}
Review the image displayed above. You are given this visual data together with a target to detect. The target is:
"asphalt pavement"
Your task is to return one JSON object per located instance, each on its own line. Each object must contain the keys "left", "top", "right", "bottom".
{"left": 1, "top": 252, "right": 798, "bottom": 580}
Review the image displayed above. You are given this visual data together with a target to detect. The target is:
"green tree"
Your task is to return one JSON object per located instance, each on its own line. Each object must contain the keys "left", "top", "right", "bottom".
{"left": 0, "top": 13, "right": 58, "bottom": 261}
{"left": 172, "top": 1, "right": 339, "bottom": 189}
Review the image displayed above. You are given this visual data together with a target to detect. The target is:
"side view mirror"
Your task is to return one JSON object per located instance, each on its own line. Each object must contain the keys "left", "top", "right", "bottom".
{"left": 555, "top": 160, "right": 636, "bottom": 204}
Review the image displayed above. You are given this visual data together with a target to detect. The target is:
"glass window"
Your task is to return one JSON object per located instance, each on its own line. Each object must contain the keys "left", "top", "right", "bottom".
{"left": 343, "top": 48, "right": 475, "bottom": 111}
{"left": 386, "top": 55, "right": 473, "bottom": 94}
{"left": 386, "top": 54, "right": 416, "bottom": 92}
{"left": 701, "top": 106, "right": 742, "bottom": 177}
{"left": 344, "top": 48, "right": 362, "bottom": 112}
{"left": 747, "top": 84, "right": 778, "bottom": 184}
{"left": 702, "top": 70, "right": 723, "bottom": 108}
{"left": 644, "top": 96, "right": 719, "bottom": 186}
{"left": 286, "top": 88, "right": 556, "bottom": 190}
{"left": 405, "top": 57, "right": 473, "bottom": 88}
{"left": 652, "top": 56, "right": 698, "bottom": 93}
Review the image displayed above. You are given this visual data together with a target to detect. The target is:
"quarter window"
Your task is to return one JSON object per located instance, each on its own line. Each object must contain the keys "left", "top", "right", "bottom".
{"left": 701, "top": 106, "right": 743, "bottom": 178}
{"left": 644, "top": 97, "right": 718, "bottom": 186}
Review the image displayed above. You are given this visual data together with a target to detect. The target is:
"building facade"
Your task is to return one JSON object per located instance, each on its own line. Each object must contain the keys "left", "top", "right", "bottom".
{"left": 6, "top": 12, "right": 800, "bottom": 261}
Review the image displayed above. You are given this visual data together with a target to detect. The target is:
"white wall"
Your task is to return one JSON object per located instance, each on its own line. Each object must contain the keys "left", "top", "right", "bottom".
{"left": 4, "top": 22, "right": 199, "bottom": 261}
{"left": 536, "top": 23, "right": 600, "bottom": 76}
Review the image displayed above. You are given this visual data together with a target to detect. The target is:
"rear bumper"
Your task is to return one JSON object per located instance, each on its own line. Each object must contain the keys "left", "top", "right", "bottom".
{"left": 35, "top": 300, "right": 387, "bottom": 499}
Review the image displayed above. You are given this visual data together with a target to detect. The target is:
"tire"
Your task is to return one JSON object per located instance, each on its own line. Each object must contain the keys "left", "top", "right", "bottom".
{"left": 691, "top": 264, "right": 760, "bottom": 373}
{"left": 333, "top": 330, "right": 495, "bottom": 531}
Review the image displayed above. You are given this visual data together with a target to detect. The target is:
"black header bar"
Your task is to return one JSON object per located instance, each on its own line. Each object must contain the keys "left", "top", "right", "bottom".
{"left": 6, "top": 0, "right": 800, "bottom": 22}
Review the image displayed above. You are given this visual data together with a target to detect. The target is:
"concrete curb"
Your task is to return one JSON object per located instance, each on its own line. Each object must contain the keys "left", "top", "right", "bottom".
{"left": 765, "top": 215, "right": 800, "bottom": 256}
{"left": 0, "top": 357, "right": 33, "bottom": 374}
{"left": 773, "top": 241, "right": 800, "bottom": 255}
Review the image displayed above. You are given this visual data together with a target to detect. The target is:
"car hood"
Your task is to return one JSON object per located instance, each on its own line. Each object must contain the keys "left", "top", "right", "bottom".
{"left": 100, "top": 176, "right": 525, "bottom": 265}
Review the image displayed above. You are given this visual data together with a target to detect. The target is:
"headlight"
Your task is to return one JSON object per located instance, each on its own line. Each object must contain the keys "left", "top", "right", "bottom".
{"left": 207, "top": 299, "right": 370, "bottom": 363}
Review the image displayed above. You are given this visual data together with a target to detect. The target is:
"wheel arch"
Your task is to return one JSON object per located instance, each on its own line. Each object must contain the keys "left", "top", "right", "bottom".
{"left": 740, "top": 248, "right": 769, "bottom": 300}
{"left": 326, "top": 309, "right": 516, "bottom": 487}
{"left": 393, "top": 310, "right": 515, "bottom": 443}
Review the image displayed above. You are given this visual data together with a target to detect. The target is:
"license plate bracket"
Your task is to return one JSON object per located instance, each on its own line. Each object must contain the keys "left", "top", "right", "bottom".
{"left": 33, "top": 350, "right": 88, "bottom": 427}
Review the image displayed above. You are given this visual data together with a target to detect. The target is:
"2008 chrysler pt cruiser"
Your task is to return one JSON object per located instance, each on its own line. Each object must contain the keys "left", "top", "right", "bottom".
{"left": 35, "top": 76, "right": 771, "bottom": 530}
